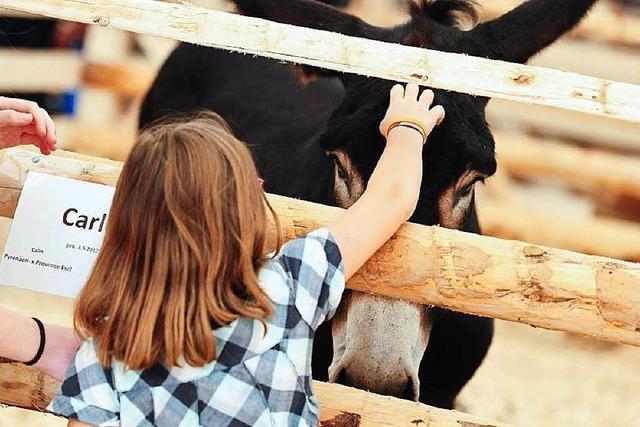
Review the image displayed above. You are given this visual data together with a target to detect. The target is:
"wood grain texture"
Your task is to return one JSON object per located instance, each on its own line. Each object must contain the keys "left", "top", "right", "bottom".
{"left": 0, "top": 147, "right": 639, "bottom": 346}
{"left": 0, "top": 362, "right": 513, "bottom": 427}
{"left": 0, "top": 0, "right": 639, "bottom": 122}
{"left": 0, "top": 362, "right": 60, "bottom": 412}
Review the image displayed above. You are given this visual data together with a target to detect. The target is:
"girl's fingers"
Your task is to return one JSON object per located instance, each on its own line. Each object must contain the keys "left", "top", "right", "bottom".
{"left": 429, "top": 105, "right": 446, "bottom": 128}
{"left": 390, "top": 84, "right": 405, "bottom": 104}
{"left": 0, "top": 110, "right": 33, "bottom": 126}
{"left": 404, "top": 83, "right": 419, "bottom": 102}
{"left": 418, "top": 89, "right": 435, "bottom": 109}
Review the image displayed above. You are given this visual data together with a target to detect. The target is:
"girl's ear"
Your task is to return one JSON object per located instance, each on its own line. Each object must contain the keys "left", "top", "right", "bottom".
{"left": 468, "top": 0, "right": 597, "bottom": 64}
{"left": 231, "top": 0, "right": 380, "bottom": 82}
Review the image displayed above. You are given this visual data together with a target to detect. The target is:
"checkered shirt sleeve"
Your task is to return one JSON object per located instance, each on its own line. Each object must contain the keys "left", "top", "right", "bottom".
{"left": 276, "top": 228, "right": 345, "bottom": 330}
{"left": 47, "top": 340, "right": 119, "bottom": 426}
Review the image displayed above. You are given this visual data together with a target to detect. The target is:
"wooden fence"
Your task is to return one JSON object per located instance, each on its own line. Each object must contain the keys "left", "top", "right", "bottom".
{"left": 35, "top": 120, "right": 640, "bottom": 262}
{"left": 0, "top": 145, "right": 639, "bottom": 424}
{"left": 0, "top": 358, "right": 514, "bottom": 427}
{"left": 1, "top": 0, "right": 640, "bottom": 123}
{"left": 0, "top": 147, "right": 638, "bottom": 343}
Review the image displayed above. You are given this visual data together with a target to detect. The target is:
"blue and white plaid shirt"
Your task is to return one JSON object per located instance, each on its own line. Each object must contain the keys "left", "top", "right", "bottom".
{"left": 49, "top": 228, "right": 345, "bottom": 427}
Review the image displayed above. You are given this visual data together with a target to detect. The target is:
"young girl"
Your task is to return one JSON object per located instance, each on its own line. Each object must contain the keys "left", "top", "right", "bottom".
{"left": 49, "top": 83, "right": 444, "bottom": 427}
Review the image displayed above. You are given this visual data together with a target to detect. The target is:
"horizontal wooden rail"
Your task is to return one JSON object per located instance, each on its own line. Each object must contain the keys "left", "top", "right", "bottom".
{"left": 495, "top": 131, "right": 640, "bottom": 202}
{"left": 0, "top": 361, "right": 513, "bottom": 427}
{"left": 0, "top": 50, "right": 83, "bottom": 93}
{"left": 480, "top": 0, "right": 640, "bottom": 47}
{"left": 82, "top": 59, "right": 155, "bottom": 97}
{"left": 0, "top": 50, "right": 155, "bottom": 97}
{"left": 530, "top": 39, "right": 640, "bottom": 87}
{"left": 44, "top": 120, "right": 640, "bottom": 261}
{"left": 0, "top": 0, "right": 230, "bottom": 18}
{"left": 0, "top": 7, "right": 40, "bottom": 18}
{"left": 0, "top": 146, "right": 639, "bottom": 346}
{"left": 477, "top": 188, "right": 640, "bottom": 263}
{"left": 487, "top": 99, "right": 640, "bottom": 154}
{"left": 1, "top": 0, "right": 640, "bottom": 123}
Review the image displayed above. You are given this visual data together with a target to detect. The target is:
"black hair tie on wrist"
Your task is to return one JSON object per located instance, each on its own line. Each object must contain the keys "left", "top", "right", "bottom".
{"left": 24, "top": 317, "right": 46, "bottom": 366}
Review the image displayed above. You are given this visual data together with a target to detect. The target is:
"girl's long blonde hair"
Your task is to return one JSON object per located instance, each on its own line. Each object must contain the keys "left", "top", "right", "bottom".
{"left": 75, "top": 112, "right": 280, "bottom": 370}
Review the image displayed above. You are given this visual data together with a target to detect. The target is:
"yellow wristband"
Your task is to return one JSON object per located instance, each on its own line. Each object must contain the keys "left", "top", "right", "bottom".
{"left": 386, "top": 121, "right": 427, "bottom": 144}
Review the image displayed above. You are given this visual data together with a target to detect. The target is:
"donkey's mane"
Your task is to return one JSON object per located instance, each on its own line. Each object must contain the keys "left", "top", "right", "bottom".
{"left": 409, "top": 0, "right": 479, "bottom": 28}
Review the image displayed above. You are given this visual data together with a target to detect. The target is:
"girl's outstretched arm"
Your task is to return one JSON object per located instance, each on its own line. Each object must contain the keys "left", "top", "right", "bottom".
{"left": 328, "top": 83, "right": 444, "bottom": 280}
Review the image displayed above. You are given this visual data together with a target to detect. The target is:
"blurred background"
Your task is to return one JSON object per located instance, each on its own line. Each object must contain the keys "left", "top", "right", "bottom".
{"left": 0, "top": 0, "right": 639, "bottom": 426}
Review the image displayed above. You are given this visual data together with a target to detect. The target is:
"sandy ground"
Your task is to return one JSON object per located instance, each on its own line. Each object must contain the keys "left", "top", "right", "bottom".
{"left": 2, "top": 318, "right": 639, "bottom": 427}
{"left": 459, "top": 322, "right": 640, "bottom": 427}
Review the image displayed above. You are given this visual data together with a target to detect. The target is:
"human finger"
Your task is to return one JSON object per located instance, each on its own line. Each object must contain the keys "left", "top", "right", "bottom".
{"left": 0, "top": 98, "right": 46, "bottom": 134}
{"left": 18, "top": 133, "right": 43, "bottom": 151}
{"left": 389, "top": 84, "right": 405, "bottom": 105}
{"left": 427, "top": 105, "right": 446, "bottom": 130}
{"left": 41, "top": 109, "right": 57, "bottom": 149}
{"left": 404, "top": 83, "right": 419, "bottom": 102}
{"left": 0, "top": 110, "right": 33, "bottom": 127}
{"left": 12, "top": 124, "right": 39, "bottom": 135}
{"left": 418, "top": 89, "right": 435, "bottom": 109}
{"left": 0, "top": 96, "right": 32, "bottom": 110}
{"left": 23, "top": 134, "right": 51, "bottom": 155}
{"left": 28, "top": 105, "right": 48, "bottom": 137}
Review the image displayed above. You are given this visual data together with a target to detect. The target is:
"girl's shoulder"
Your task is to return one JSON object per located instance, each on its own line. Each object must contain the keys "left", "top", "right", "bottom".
{"left": 265, "top": 228, "right": 343, "bottom": 281}
{"left": 260, "top": 228, "right": 345, "bottom": 331}
{"left": 48, "top": 339, "right": 120, "bottom": 425}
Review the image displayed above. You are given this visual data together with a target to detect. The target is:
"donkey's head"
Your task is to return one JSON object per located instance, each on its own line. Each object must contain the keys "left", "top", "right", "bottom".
{"left": 232, "top": 0, "right": 597, "bottom": 400}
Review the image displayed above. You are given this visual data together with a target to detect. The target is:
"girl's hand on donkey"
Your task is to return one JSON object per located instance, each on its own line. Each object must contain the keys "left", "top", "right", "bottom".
{"left": 0, "top": 97, "right": 57, "bottom": 155}
{"left": 379, "top": 83, "right": 445, "bottom": 144}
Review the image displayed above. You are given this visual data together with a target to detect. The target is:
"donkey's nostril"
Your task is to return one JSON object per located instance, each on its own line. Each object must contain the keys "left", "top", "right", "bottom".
{"left": 334, "top": 367, "right": 418, "bottom": 400}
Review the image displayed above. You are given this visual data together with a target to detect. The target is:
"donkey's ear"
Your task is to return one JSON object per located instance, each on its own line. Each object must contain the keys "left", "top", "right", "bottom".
{"left": 469, "top": 0, "right": 597, "bottom": 63}
{"left": 231, "top": 0, "right": 380, "bottom": 81}
{"left": 232, "top": 0, "right": 375, "bottom": 37}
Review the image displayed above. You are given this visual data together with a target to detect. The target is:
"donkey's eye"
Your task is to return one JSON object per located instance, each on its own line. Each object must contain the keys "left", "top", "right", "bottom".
{"left": 459, "top": 183, "right": 475, "bottom": 197}
{"left": 330, "top": 155, "right": 348, "bottom": 181}
{"left": 458, "top": 177, "right": 484, "bottom": 199}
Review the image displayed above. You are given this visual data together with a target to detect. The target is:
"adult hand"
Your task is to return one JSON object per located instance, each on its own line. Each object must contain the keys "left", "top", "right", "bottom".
{"left": 0, "top": 97, "right": 57, "bottom": 155}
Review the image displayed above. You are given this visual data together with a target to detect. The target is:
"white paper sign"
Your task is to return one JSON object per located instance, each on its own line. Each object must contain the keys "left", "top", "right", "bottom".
{"left": 0, "top": 172, "right": 115, "bottom": 298}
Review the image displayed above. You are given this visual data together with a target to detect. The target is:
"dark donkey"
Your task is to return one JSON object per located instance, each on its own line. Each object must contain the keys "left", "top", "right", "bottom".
{"left": 140, "top": 0, "right": 598, "bottom": 408}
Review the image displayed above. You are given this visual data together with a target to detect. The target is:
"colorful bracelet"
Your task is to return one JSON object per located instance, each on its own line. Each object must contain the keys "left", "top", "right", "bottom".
{"left": 24, "top": 317, "right": 46, "bottom": 366}
{"left": 386, "top": 121, "right": 427, "bottom": 145}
